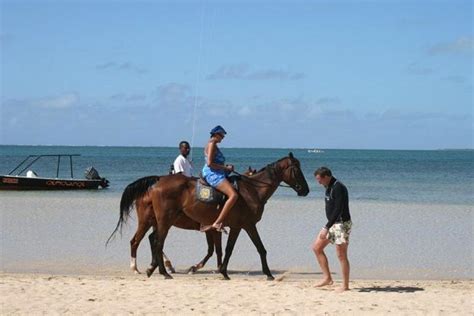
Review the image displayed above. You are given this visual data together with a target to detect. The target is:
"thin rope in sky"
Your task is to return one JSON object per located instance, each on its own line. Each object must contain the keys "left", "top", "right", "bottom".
{"left": 190, "top": 2, "right": 206, "bottom": 162}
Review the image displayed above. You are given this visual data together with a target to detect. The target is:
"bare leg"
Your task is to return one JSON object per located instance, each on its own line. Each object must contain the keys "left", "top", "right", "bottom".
{"left": 335, "top": 243, "right": 350, "bottom": 292}
{"left": 312, "top": 236, "right": 333, "bottom": 286}
{"left": 212, "top": 179, "right": 238, "bottom": 229}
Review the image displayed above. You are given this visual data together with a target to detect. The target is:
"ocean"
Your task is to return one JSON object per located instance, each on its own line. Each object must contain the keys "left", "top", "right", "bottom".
{"left": 1, "top": 145, "right": 473, "bottom": 279}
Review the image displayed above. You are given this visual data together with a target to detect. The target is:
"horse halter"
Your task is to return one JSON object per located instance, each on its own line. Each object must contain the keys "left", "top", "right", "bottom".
{"left": 280, "top": 160, "right": 305, "bottom": 192}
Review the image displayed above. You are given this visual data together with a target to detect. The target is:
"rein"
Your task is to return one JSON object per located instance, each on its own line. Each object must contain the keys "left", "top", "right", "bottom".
{"left": 233, "top": 168, "right": 292, "bottom": 189}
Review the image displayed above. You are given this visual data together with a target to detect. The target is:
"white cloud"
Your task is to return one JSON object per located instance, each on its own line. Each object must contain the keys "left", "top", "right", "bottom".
{"left": 316, "top": 97, "right": 341, "bottom": 106}
{"left": 206, "top": 64, "right": 305, "bottom": 81}
{"left": 2, "top": 89, "right": 471, "bottom": 149}
{"left": 96, "top": 61, "right": 148, "bottom": 74}
{"left": 109, "top": 93, "right": 147, "bottom": 103}
{"left": 441, "top": 75, "right": 467, "bottom": 84}
{"left": 406, "top": 62, "right": 434, "bottom": 75}
{"left": 368, "top": 109, "right": 467, "bottom": 122}
{"left": 31, "top": 93, "right": 79, "bottom": 109}
{"left": 237, "top": 105, "right": 253, "bottom": 117}
{"left": 206, "top": 64, "right": 249, "bottom": 80}
{"left": 154, "top": 83, "right": 192, "bottom": 108}
{"left": 428, "top": 36, "right": 474, "bottom": 56}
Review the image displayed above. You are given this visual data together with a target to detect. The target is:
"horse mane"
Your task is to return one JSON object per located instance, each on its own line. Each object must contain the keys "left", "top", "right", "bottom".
{"left": 254, "top": 156, "right": 291, "bottom": 174}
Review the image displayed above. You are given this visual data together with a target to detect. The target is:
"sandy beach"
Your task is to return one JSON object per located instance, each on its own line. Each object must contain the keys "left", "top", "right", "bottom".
{"left": 1, "top": 272, "right": 472, "bottom": 315}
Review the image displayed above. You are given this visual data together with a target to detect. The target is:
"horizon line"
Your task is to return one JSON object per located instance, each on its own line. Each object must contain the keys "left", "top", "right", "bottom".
{"left": 0, "top": 144, "right": 472, "bottom": 151}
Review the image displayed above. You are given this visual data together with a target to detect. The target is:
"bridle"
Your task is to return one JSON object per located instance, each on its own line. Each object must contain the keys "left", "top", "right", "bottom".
{"left": 233, "top": 159, "right": 303, "bottom": 191}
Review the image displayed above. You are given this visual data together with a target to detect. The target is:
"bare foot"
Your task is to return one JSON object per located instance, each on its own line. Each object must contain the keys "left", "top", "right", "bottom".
{"left": 200, "top": 224, "right": 213, "bottom": 232}
{"left": 315, "top": 279, "right": 334, "bottom": 287}
{"left": 335, "top": 287, "right": 349, "bottom": 293}
{"left": 212, "top": 223, "right": 228, "bottom": 234}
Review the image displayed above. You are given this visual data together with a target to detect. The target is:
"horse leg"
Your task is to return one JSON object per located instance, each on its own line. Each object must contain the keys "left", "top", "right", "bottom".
{"left": 219, "top": 227, "right": 241, "bottom": 280}
{"left": 214, "top": 231, "right": 223, "bottom": 269}
{"left": 162, "top": 252, "right": 176, "bottom": 274}
{"left": 130, "top": 221, "right": 150, "bottom": 274}
{"left": 147, "top": 230, "right": 176, "bottom": 274}
{"left": 147, "top": 229, "right": 157, "bottom": 272}
{"left": 187, "top": 230, "right": 216, "bottom": 274}
{"left": 244, "top": 224, "right": 274, "bottom": 280}
{"left": 146, "top": 222, "right": 172, "bottom": 279}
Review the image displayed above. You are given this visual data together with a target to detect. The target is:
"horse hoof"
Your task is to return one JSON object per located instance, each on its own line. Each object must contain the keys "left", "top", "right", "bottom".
{"left": 146, "top": 269, "right": 153, "bottom": 278}
{"left": 187, "top": 266, "right": 197, "bottom": 274}
{"left": 133, "top": 270, "right": 141, "bottom": 275}
{"left": 222, "top": 275, "right": 230, "bottom": 280}
{"left": 267, "top": 275, "right": 275, "bottom": 281}
{"left": 164, "top": 274, "right": 173, "bottom": 280}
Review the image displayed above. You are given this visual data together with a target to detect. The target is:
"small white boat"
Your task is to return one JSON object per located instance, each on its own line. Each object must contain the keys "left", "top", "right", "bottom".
{"left": 307, "top": 149, "right": 324, "bottom": 153}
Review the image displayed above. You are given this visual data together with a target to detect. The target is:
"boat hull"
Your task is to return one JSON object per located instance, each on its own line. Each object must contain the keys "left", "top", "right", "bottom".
{"left": 0, "top": 175, "right": 104, "bottom": 190}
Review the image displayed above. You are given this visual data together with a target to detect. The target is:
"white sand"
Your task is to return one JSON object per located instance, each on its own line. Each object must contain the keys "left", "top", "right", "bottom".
{"left": 1, "top": 272, "right": 472, "bottom": 315}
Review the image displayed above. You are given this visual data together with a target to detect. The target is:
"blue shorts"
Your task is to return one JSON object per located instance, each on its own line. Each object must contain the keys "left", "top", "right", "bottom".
{"left": 204, "top": 171, "right": 226, "bottom": 188}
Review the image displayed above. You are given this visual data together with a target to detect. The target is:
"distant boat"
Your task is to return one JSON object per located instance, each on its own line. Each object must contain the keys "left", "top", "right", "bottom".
{"left": 307, "top": 149, "right": 324, "bottom": 153}
{"left": 0, "top": 154, "right": 109, "bottom": 190}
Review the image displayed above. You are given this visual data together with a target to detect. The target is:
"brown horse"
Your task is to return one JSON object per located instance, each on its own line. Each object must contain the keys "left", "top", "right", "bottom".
{"left": 121, "top": 153, "right": 309, "bottom": 280}
{"left": 108, "top": 166, "right": 258, "bottom": 275}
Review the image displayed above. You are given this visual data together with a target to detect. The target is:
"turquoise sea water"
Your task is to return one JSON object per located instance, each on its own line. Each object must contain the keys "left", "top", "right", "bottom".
{"left": 1, "top": 145, "right": 473, "bottom": 279}
{"left": 1, "top": 145, "right": 473, "bottom": 204}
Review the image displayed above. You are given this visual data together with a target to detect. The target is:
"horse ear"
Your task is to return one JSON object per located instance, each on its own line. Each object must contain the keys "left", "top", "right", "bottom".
{"left": 289, "top": 152, "right": 294, "bottom": 159}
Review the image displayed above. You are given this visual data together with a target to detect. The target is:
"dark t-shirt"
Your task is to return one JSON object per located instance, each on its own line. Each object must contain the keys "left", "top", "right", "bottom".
{"left": 324, "top": 177, "right": 351, "bottom": 229}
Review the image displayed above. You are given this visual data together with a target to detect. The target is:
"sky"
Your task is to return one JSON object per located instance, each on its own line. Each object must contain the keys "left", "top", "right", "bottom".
{"left": 1, "top": 0, "right": 472, "bottom": 149}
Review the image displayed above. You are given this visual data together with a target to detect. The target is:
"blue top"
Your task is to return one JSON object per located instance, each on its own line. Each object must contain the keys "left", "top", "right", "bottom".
{"left": 202, "top": 147, "right": 226, "bottom": 175}
{"left": 202, "top": 146, "right": 228, "bottom": 187}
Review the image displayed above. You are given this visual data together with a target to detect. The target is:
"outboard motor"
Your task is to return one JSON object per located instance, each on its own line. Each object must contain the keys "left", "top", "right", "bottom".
{"left": 85, "top": 166, "right": 110, "bottom": 188}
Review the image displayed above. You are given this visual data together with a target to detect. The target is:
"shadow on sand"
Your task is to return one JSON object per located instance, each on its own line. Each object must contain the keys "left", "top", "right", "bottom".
{"left": 175, "top": 269, "right": 289, "bottom": 276}
{"left": 357, "top": 286, "right": 424, "bottom": 293}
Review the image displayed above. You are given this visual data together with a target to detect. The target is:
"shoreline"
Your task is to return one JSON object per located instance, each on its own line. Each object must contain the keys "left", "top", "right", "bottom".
{"left": 1, "top": 272, "right": 472, "bottom": 314}
{"left": 2, "top": 266, "right": 473, "bottom": 281}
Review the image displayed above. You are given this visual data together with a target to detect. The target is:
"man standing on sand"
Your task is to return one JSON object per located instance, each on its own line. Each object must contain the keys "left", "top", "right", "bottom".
{"left": 172, "top": 141, "right": 193, "bottom": 177}
{"left": 312, "top": 167, "right": 352, "bottom": 292}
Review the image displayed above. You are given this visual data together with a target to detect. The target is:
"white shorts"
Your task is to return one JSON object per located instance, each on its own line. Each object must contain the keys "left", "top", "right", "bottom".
{"left": 328, "top": 220, "right": 352, "bottom": 245}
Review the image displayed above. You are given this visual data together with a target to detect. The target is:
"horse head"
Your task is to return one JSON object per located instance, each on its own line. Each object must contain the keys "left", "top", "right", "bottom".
{"left": 245, "top": 166, "right": 257, "bottom": 176}
{"left": 271, "top": 152, "right": 309, "bottom": 196}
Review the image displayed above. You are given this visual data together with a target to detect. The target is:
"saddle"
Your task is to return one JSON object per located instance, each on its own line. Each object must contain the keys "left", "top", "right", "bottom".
{"left": 195, "top": 175, "right": 240, "bottom": 204}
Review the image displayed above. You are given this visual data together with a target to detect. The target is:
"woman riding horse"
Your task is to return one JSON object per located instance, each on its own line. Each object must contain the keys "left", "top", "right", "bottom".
{"left": 200, "top": 125, "right": 238, "bottom": 233}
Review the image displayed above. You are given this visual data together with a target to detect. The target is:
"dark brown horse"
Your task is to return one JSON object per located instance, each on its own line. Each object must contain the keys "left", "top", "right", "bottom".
{"left": 108, "top": 166, "right": 258, "bottom": 274}
{"left": 114, "top": 153, "right": 309, "bottom": 280}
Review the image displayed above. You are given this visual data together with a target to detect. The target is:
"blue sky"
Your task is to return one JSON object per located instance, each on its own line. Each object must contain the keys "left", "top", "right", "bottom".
{"left": 1, "top": 0, "right": 472, "bottom": 149}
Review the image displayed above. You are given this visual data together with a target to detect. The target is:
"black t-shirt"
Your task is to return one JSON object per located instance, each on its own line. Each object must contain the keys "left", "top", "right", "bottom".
{"left": 324, "top": 177, "right": 351, "bottom": 229}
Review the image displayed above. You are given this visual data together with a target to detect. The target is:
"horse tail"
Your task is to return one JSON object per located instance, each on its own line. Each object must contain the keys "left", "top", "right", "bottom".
{"left": 106, "top": 175, "right": 160, "bottom": 246}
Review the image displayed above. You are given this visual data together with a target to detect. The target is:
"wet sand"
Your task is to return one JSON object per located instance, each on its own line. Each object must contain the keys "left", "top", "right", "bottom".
{"left": 2, "top": 193, "right": 472, "bottom": 279}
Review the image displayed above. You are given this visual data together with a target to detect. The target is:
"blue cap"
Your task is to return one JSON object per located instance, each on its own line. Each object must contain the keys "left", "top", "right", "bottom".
{"left": 210, "top": 125, "right": 227, "bottom": 135}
